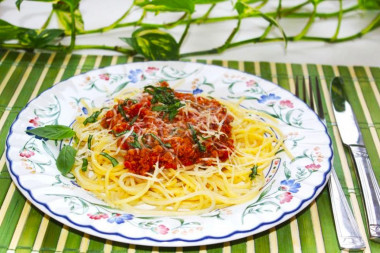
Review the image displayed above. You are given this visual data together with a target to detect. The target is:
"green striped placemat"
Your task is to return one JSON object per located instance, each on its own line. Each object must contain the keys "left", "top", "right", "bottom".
{"left": 0, "top": 49, "right": 379, "bottom": 253}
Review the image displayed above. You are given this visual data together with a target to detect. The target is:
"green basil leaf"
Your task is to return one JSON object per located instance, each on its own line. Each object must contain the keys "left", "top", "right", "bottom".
{"left": 83, "top": 110, "right": 103, "bottom": 125}
{"left": 118, "top": 104, "right": 129, "bottom": 121}
{"left": 81, "top": 158, "right": 88, "bottom": 171}
{"left": 87, "top": 134, "right": 93, "bottom": 149}
{"left": 121, "top": 27, "right": 179, "bottom": 60}
{"left": 129, "top": 115, "right": 138, "bottom": 125}
{"left": 100, "top": 152, "right": 119, "bottom": 167}
{"left": 188, "top": 123, "right": 206, "bottom": 152}
{"left": 56, "top": 145, "right": 77, "bottom": 175}
{"left": 0, "top": 19, "right": 29, "bottom": 42}
{"left": 130, "top": 132, "right": 142, "bottom": 149}
{"left": 249, "top": 165, "right": 259, "bottom": 180}
{"left": 136, "top": 0, "right": 195, "bottom": 13}
{"left": 26, "top": 125, "right": 76, "bottom": 140}
{"left": 148, "top": 133, "right": 172, "bottom": 148}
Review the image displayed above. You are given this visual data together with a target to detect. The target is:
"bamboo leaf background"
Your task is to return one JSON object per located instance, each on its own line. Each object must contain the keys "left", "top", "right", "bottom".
{"left": 0, "top": 49, "right": 380, "bottom": 252}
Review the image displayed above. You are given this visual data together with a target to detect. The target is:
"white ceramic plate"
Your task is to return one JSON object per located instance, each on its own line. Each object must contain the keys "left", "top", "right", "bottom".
{"left": 6, "top": 62, "right": 332, "bottom": 247}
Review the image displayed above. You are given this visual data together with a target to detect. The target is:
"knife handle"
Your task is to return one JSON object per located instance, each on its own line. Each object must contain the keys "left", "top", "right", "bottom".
{"left": 328, "top": 169, "right": 366, "bottom": 250}
{"left": 349, "top": 145, "right": 380, "bottom": 242}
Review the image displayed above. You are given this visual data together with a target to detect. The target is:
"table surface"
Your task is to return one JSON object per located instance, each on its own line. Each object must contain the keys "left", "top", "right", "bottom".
{"left": 0, "top": 0, "right": 379, "bottom": 67}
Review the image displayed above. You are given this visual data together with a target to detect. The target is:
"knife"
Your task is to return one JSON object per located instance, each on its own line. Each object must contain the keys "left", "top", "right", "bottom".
{"left": 331, "top": 76, "right": 380, "bottom": 242}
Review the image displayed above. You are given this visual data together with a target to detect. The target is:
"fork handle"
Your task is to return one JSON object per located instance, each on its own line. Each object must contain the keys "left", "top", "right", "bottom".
{"left": 349, "top": 145, "right": 380, "bottom": 242}
{"left": 328, "top": 169, "right": 366, "bottom": 250}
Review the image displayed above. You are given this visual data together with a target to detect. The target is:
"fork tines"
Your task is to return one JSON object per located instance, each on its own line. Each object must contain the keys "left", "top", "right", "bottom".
{"left": 296, "top": 76, "right": 324, "bottom": 120}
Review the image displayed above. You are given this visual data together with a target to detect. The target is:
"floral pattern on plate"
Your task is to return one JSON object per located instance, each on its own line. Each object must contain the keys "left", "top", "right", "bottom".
{"left": 6, "top": 61, "right": 332, "bottom": 247}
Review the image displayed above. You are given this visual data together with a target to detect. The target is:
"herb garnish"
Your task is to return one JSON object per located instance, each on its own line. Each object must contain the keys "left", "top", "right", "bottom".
{"left": 87, "top": 134, "right": 93, "bottom": 149}
{"left": 100, "top": 152, "right": 119, "bottom": 167}
{"left": 129, "top": 115, "right": 138, "bottom": 125}
{"left": 188, "top": 123, "right": 206, "bottom": 152}
{"left": 129, "top": 132, "right": 142, "bottom": 149}
{"left": 151, "top": 101, "right": 184, "bottom": 121}
{"left": 144, "top": 85, "right": 184, "bottom": 120}
{"left": 26, "top": 125, "right": 76, "bottom": 140}
{"left": 81, "top": 158, "right": 88, "bottom": 171}
{"left": 142, "top": 133, "right": 171, "bottom": 149}
{"left": 123, "top": 98, "right": 138, "bottom": 105}
{"left": 118, "top": 104, "right": 129, "bottom": 121}
{"left": 113, "top": 128, "right": 132, "bottom": 137}
{"left": 83, "top": 108, "right": 106, "bottom": 125}
{"left": 249, "top": 165, "right": 259, "bottom": 180}
{"left": 144, "top": 85, "right": 177, "bottom": 104}
{"left": 56, "top": 145, "right": 77, "bottom": 175}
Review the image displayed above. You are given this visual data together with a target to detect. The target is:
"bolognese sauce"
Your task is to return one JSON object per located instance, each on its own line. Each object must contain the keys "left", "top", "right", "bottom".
{"left": 101, "top": 82, "right": 234, "bottom": 175}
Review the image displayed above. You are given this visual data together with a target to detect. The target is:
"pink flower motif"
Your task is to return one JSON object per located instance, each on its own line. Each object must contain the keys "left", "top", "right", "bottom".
{"left": 305, "top": 163, "right": 321, "bottom": 171}
{"left": 20, "top": 149, "right": 35, "bottom": 158}
{"left": 277, "top": 192, "right": 293, "bottom": 204}
{"left": 246, "top": 79, "right": 256, "bottom": 87}
{"left": 279, "top": 100, "right": 294, "bottom": 108}
{"left": 87, "top": 212, "right": 109, "bottom": 220}
{"left": 156, "top": 224, "right": 169, "bottom": 235}
{"left": 29, "top": 117, "right": 40, "bottom": 127}
{"left": 145, "top": 67, "right": 159, "bottom": 74}
{"left": 99, "top": 73, "right": 110, "bottom": 81}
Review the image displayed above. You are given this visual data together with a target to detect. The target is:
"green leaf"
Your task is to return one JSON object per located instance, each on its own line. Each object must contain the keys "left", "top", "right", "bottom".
{"left": 193, "top": 0, "right": 227, "bottom": 3}
{"left": 87, "top": 135, "right": 93, "bottom": 149}
{"left": 359, "top": 0, "right": 380, "bottom": 9}
{"left": 147, "top": 133, "right": 172, "bottom": 148}
{"left": 100, "top": 152, "right": 119, "bottom": 167}
{"left": 16, "top": 0, "right": 24, "bottom": 10}
{"left": 136, "top": 0, "right": 195, "bottom": 13}
{"left": 130, "top": 132, "right": 142, "bottom": 149}
{"left": 83, "top": 109, "right": 105, "bottom": 125}
{"left": 188, "top": 123, "right": 206, "bottom": 152}
{"left": 121, "top": 27, "right": 179, "bottom": 60}
{"left": 26, "top": 125, "right": 76, "bottom": 140}
{"left": 0, "top": 19, "right": 29, "bottom": 42}
{"left": 249, "top": 165, "right": 259, "bottom": 180}
{"left": 81, "top": 158, "right": 88, "bottom": 171}
{"left": 18, "top": 29, "right": 64, "bottom": 48}
{"left": 16, "top": 0, "right": 57, "bottom": 10}
{"left": 53, "top": 0, "right": 84, "bottom": 33}
{"left": 118, "top": 104, "right": 129, "bottom": 121}
{"left": 234, "top": 1, "right": 247, "bottom": 15}
{"left": 56, "top": 145, "right": 77, "bottom": 175}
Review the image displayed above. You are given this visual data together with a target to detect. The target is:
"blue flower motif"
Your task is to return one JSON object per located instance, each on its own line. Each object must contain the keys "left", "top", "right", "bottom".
{"left": 82, "top": 107, "right": 88, "bottom": 115}
{"left": 71, "top": 180, "right": 80, "bottom": 187}
{"left": 26, "top": 126, "right": 48, "bottom": 141}
{"left": 107, "top": 213, "right": 134, "bottom": 224}
{"left": 192, "top": 88, "right": 203, "bottom": 95}
{"left": 128, "top": 69, "right": 142, "bottom": 83}
{"left": 279, "top": 179, "right": 301, "bottom": 193}
{"left": 258, "top": 93, "right": 281, "bottom": 103}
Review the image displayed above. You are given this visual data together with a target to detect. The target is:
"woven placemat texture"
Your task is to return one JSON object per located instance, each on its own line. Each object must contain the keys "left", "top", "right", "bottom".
{"left": 0, "top": 50, "right": 379, "bottom": 253}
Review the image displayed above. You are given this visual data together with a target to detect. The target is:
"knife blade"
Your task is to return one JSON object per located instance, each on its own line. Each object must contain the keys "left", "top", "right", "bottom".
{"left": 331, "top": 76, "right": 380, "bottom": 242}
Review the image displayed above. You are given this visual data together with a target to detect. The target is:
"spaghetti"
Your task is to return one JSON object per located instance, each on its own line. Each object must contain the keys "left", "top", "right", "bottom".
{"left": 71, "top": 82, "right": 285, "bottom": 215}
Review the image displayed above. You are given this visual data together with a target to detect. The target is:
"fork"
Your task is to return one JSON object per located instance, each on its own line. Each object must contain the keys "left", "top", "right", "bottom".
{"left": 296, "top": 76, "right": 366, "bottom": 250}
